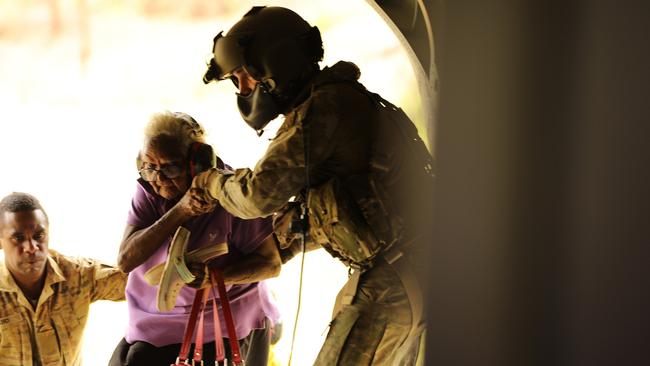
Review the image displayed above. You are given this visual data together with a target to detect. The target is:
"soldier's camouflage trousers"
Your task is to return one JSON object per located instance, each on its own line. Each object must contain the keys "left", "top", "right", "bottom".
{"left": 314, "top": 258, "right": 422, "bottom": 365}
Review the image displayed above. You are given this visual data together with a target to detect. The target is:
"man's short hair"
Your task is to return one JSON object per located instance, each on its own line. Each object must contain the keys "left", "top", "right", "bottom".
{"left": 0, "top": 192, "right": 48, "bottom": 226}
{"left": 143, "top": 111, "right": 206, "bottom": 154}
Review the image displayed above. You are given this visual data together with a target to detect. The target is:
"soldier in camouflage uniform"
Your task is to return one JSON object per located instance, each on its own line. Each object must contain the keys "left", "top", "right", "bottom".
{"left": 192, "top": 6, "right": 431, "bottom": 365}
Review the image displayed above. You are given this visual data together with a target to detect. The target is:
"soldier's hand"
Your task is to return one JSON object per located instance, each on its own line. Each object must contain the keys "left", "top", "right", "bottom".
{"left": 191, "top": 168, "right": 229, "bottom": 203}
{"left": 273, "top": 202, "right": 302, "bottom": 249}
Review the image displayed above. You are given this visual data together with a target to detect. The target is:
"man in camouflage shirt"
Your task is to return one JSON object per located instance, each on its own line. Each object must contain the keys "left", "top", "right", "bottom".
{"left": 0, "top": 192, "right": 127, "bottom": 366}
{"left": 193, "top": 6, "right": 429, "bottom": 365}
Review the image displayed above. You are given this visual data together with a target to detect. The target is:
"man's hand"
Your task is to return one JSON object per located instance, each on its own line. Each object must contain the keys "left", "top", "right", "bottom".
{"left": 273, "top": 202, "right": 302, "bottom": 249}
{"left": 191, "top": 168, "right": 230, "bottom": 204}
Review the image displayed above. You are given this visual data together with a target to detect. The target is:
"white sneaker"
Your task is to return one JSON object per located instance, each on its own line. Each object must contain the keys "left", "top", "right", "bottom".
{"left": 143, "top": 227, "right": 229, "bottom": 312}
{"left": 144, "top": 242, "right": 229, "bottom": 286}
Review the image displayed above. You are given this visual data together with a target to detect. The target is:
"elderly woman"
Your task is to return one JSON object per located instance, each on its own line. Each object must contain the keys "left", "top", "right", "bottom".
{"left": 108, "top": 111, "right": 281, "bottom": 366}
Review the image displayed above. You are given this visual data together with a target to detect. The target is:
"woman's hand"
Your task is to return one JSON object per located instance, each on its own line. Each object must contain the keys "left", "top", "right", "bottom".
{"left": 176, "top": 187, "right": 218, "bottom": 217}
{"left": 186, "top": 261, "right": 210, "bottom": 289}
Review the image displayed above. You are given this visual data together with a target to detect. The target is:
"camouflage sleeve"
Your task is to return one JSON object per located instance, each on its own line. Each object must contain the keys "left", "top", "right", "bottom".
{"left": 88, "top": 261, "right": 128, "bottom": 302}
{"left": 202, "top": 95, "right": 340, "bottom": 219}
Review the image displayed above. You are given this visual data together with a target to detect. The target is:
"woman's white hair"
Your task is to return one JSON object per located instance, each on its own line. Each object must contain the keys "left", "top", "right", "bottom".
{"left": 143, "top": 111, "right": 206, "bottom": 153}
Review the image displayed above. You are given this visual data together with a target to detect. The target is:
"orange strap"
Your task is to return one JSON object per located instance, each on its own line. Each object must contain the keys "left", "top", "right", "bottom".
{"left": 176, "top": 288, "right": 206, "bottom": 364}
{"left": 192, "top": 289, "right": 210, "bottom": 363}
{"left": 210, "top": 284, "right": 226, "bottom": 363}
{"left": 210, "top": 268, "right": 243, "bottom": 365}
{"left": 174, "top": 270, "right": 243, "bottom": 365}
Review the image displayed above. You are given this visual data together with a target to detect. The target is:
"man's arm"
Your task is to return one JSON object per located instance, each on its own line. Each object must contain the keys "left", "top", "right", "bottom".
{"left": 192, "top": 97, "right": 340, "bottom": 219}
{"left": 89, "top": 262, "right": 128, "bottom": 302}
{"left": 192, "top": 123, "right": 309, "bottom": 219}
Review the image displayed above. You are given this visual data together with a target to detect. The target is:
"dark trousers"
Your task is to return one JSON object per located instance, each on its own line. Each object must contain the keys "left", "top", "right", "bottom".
{"left": 108, "top": 318, "right": 271, "bottom": 366}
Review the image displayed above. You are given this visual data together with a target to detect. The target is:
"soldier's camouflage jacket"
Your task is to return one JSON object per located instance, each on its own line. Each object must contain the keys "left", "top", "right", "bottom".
{"left": 204, "top": 61, "right": 376, "bottom": 221}
{"left": 203, "top": 61, "right": 424, "bottom": 364}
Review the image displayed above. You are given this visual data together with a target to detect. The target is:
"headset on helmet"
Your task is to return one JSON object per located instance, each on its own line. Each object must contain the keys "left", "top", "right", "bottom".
{"left": 203, "top": 6, "right": 323, "bottom": 132}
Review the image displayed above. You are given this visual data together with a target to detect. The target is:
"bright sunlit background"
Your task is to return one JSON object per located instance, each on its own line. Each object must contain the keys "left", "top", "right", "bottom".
{"left": 0, "top": 0, "right": 424, "bottom": 364}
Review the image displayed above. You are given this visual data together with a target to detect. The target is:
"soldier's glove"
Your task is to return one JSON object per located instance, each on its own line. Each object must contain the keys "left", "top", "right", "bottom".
{"left": 273, "top": 203, "right": 319, "bottom": 264}
{"left": 272, "top": 202, "right": 303, "bottom": 250}
{"left": 191, "top": 168, "right": 232, "bottom": 203}
{"left": 278, "top": 240, "right": 303, "bottom": 264}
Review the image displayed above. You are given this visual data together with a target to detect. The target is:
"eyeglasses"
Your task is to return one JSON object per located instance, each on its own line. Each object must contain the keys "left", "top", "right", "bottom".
{"left": 139, "top": 164, "right": 185, "bottom": 182}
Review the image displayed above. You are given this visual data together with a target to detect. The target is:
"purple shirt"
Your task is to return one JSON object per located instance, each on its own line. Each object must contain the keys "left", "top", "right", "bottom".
{"left": 124, "top": 179, "right": 280, "bottom": 346}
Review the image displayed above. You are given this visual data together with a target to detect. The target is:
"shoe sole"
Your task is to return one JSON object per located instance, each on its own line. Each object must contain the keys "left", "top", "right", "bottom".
{"left": 144, "top": 227, "right": 230, "bottom": 312}
{"left": 157, "top": 227, "right": 192, "bottom": 312}
{"left": 144, "top": 242, "right": 229, "bottom": 286}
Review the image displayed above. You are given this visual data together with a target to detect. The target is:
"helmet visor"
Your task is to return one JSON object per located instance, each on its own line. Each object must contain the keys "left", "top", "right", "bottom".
{"left": 211, "top": 31, "right": 248, "bottom": 80}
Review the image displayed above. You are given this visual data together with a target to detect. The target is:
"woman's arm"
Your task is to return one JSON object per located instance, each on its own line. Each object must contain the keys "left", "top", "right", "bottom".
{"left": 118, "top": 190, "right": 215, "bottom": 273}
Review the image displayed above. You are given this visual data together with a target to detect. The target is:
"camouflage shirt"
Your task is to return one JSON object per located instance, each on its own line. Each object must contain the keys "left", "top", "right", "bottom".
{"left": 205, "top": 61, "right": 376, "bottom": 219}
{"left": 0, "top": 250, "right": 127, "bottom": 366}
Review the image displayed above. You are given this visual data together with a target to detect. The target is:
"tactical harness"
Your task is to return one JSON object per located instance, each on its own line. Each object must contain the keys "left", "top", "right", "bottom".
{"left": 300, "top": 81, "right": 432, "bottom": 264}
{"left": 299, "top": 79, "right": 433, "bottom": 361}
